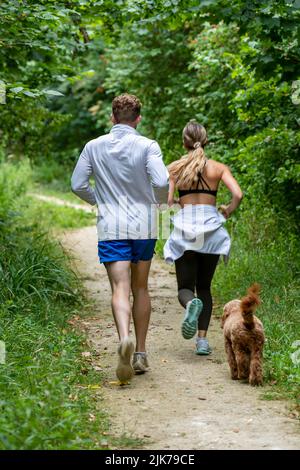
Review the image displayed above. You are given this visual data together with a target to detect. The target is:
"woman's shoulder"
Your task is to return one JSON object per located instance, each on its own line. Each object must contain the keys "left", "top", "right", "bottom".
{"left": 207, "top": 158, "right": 228, "bottom": 171}
{"left": 168, "top": 155, "right": 187, "bottom": 165}
{"left": 207, "top": 157, "right": 222, "bottom": 165}
{"left": 168, "top": 156, "right": 186, "bottom": 170}
{"left": 206, "top": 159, "right": 229, "bottom": 179}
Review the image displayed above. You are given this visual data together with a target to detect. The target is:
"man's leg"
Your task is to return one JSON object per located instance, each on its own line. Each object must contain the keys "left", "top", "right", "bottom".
{"left": 105, "top": 260, "right": 134, "bottom": 381}
{"left": 131, "top": 260, "right": 152, "bottom": 353}
{"left": 105, "top": 260, "right": 131, "bottom": 340}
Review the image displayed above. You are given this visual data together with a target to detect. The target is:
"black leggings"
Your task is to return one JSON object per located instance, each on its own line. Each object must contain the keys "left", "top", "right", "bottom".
{"left": 175, "top": 251, "right": 220, "bottom": 331}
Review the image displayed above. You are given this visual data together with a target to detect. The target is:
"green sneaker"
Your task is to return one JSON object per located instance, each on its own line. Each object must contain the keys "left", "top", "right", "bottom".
{"left": 195, "top": 337, "right": 212, "bottom": 355}
{"left": 181, "top": 298, "right": 203, "bottom": 340}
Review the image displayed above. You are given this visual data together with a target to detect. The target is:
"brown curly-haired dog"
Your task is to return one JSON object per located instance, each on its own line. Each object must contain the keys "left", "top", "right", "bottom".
{"left": 221, "top": 283, "right": 264, "bottom": 386}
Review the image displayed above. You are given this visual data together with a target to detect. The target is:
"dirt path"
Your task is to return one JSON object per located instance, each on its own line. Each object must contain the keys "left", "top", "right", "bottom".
{"left": 61, "top": 226, "right": 299, "bottom": 450}
{"left": 28, "top": 193, "right": 96, "bottom": 213}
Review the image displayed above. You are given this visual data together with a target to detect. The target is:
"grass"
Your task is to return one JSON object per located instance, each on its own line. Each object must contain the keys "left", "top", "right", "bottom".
{"left": 32, "top": 159, "right": 95, "bottom": 204}
{"left": 0, "top": 308, "right": 109, "bottom": 449}
{"left": 31, "top": 185, "right": 88, "bottom": 204}
{"left": 24, "top": 196, "right": 96, "bottom": 230}
{"left": 28, "top": 159, "right": 96, "bottom": 230}
{"left": 32, "top": 160, "right": 73, "bottom": 194}
{"left": 0, "top": 228, "right": 113, "bottom": 449}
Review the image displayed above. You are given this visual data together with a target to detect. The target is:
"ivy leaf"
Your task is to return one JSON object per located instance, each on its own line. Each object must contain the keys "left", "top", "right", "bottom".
{"left": 22, "top": 90, "right": 37, "bottom": 97}
{"left": 43, "top": 89, "right": 64, "bottom": 96}
{"left": 10, "top": 87, "right": 24, "bottom": 93}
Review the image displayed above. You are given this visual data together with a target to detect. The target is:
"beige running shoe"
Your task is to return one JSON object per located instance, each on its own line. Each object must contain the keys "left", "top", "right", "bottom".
{"left": 116, "top": 337, "right": 134, "bottom": 382}
{"left": 132, "top": 352, "right": 149, "bottom": 374}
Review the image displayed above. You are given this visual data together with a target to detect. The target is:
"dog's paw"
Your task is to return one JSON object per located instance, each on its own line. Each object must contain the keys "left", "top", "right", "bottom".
{"left": 238, "top": 373, "right": 248, "bottom": 380}
{"left": 249, "top": 376, "right": 263, "bottom": 386}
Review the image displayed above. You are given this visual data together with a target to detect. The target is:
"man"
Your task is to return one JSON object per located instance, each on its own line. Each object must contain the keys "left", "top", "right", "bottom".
{"left": 71, "top": 94, "right": 169, "bottom": 382}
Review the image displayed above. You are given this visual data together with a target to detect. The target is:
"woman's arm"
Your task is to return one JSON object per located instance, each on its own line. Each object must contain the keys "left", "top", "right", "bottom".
{"left": 219, "top": 165, "right": 243, "bottom": 218}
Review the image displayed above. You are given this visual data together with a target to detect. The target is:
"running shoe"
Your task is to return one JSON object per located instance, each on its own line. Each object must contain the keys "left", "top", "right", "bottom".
{"left": 181, "top": 298, "right": 203, "bottom": 339}
{"left": 116, "top": 337, "right": 134, "bottom": 382}
{"left": 195, "top": 337, "right": 212, "bottom": 355}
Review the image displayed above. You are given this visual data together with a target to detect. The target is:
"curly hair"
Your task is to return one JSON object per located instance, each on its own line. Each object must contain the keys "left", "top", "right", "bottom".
{"left": 112, "top": 94, "right": 141, "bottom": 123}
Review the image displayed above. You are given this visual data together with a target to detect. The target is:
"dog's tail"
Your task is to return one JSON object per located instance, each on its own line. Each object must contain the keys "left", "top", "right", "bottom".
{"left": 240, "top": 283, "right": 261, "bottom": 327}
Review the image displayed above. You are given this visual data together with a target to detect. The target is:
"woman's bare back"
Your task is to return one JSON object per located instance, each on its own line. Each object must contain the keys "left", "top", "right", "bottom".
{"left": 177, "top": 159, "right": 224, "bottom": 207}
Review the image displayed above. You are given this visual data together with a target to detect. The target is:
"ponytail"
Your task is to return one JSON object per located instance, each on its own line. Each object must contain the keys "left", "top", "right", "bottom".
{"left": 168, "top": 146, "right": 207, "bottom": 189}
{"left": 168, "top": 123, "right": 208, "bottom": 188}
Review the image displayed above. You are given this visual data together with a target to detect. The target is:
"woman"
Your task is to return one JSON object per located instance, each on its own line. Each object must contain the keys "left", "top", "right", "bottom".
{"left": 164, "top": 121, "right": 243, "bottom": 355}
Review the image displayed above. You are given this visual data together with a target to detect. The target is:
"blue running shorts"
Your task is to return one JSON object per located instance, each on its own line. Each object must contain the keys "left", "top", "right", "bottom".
{"left": 98, "top": 239, "right": 156, "bottom": 264}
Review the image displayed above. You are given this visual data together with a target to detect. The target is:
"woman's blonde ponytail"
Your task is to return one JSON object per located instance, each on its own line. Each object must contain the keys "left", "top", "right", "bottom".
{"left": 168, "top": 122, "right": 208, "bottom": 189}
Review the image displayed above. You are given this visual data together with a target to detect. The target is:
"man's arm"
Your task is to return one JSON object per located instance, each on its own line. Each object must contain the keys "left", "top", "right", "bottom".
{"left": 145, "top": 141, "right": 169, "bottom": 204}
{"left": 71, "top": 145, "right": 96, "bottom": 206}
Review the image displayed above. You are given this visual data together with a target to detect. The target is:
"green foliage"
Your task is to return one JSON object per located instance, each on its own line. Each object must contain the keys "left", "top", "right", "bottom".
{"left": 0, "top": 0, "right": 101, "bottom": 160}
{"left": 0, "top": 308, "right": 110, "bottom": 450}
{"left": 233, "top": 127, "right": 300, "bottom": 212}
{"left": 101, "top": 25, "right": 193, "bottom": 161}
{"left": 47, "top": 45, "right": 108, "bottom": 162}
{"left": 2, "top": 1, "right": 298, "bottom": 210}
{"left": 89, "top": 5, "right": 300, "bottom": 218}
{"left": 0, "top": 161, "right": 30, "bottom": 224}
{"left": 32, "top": 160, "right": 74, "bottom": 190}
{"left": 25, "top": 197, "right": 96, "bottom": 230}
{"left": 0, "top": 162, "right": 111, "bottom": 449}
{"left": 186, "top": 22, "right": 242, "bottom": 146}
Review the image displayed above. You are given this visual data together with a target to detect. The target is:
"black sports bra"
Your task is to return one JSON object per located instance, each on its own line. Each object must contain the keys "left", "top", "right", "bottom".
{"left": 178, "top": 163, "right": 218, "bottom": 198}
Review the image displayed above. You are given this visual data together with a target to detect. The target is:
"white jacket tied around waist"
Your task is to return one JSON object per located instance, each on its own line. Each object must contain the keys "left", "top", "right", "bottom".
{"left": 164, "top": 204, "right": 231, "bottom": 264}
{"left": 71, "top": 124, "right": 169, "bottom": 240}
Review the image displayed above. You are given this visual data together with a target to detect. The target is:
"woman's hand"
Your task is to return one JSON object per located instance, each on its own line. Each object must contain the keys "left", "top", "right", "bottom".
{"left": 218, "top": 204, "right": 231, "bottom": 219}
{"left": 220, "top": 165, "right": 243, "bottom": 215}
{"left": 168, "top": 197, "right": 180, "bottom": 207}
{"left": 168, "top": 197, "right": 174, "bottom": 207}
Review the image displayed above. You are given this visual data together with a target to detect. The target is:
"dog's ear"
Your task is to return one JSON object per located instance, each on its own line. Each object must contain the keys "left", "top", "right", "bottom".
{"left": 221, "top": 304, "right": 230, "bottom": 328}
